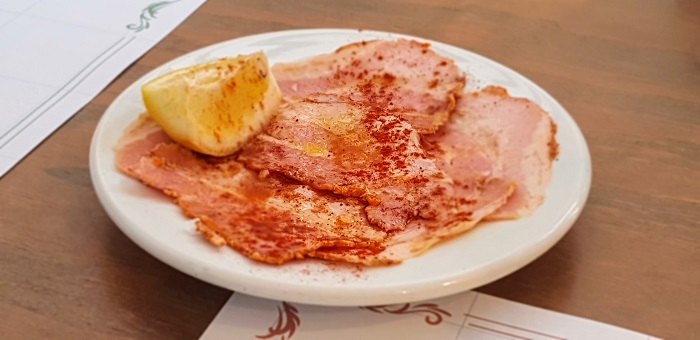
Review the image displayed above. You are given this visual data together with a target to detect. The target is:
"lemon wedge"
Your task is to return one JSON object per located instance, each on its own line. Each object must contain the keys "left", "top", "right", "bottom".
{"left": 142, "top": 52, "right": 282, "bottom": 156}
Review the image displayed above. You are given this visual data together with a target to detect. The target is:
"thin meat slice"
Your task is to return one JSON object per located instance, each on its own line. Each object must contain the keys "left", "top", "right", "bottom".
{"left": 239, "top": 100, "right": 440, "bottom": 231}
{"left": 116, "top": 115, "right": 386, "bottom": 264}
{"left": 312, "top": 178, "right": 515, "bottom": 265}
{"left": 115, "top": 112, "right": 173, "bottom": 176}
{"left": 238, "top": 100, "right": 515, "bottom": 234}
{"left": 426, "top": 86, "right": 559, "bottom": 219}
{"left": 272, "top": 39, "right": 466, "bottom": 133}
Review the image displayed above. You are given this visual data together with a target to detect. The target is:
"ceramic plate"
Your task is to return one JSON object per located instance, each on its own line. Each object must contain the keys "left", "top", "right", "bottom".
{"left": 90, "top": 29, "right": 591, "bottom": 306}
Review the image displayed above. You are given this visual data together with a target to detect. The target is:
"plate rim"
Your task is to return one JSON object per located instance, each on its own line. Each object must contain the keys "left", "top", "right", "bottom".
{"left": 90, "top": 28, "right": 592, "bottom": 306}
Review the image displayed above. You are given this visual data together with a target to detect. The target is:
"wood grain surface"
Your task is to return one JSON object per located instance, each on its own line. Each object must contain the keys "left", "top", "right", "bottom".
{"left": 1, "top": 0, "right": 698, "bottom": 338}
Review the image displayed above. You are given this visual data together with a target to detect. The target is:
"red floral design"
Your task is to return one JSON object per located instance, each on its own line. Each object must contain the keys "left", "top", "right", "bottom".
{"left": 256, "top": 302, "right": 301, "bottom": 339}
{"left": 360, "top": 303, "right": 452, "bottom": 325}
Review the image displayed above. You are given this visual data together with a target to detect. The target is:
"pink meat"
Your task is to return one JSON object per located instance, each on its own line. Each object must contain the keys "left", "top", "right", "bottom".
{"left": 272, "top": 39, "right": 466, "bottom": 133}
{"left": 113, "top": 41, "right": 558, "bottom": 266}
{"left": 115, "top": 115, "right": 386, "bottom": 265}
{"left": 238, "top": 100, "right": 516, "bottom": 233}
{"left": 115, "top": 115, "right": 514, "bottom": 266}
{"left": 114, "top": 113, "right": 172, "bottom": 176}
{"left": 426, "top": 86, "right": 559, "bottom": 219}
{"left": 313, "top": 178, "right": 514, "bottom": 264}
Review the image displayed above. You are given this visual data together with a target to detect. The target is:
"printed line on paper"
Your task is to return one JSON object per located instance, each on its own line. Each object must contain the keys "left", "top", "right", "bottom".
{"left": 464, "top": 313, "right": 567, "bottom": 340}
{"left": 0, "top": 36, "right": 133, "bottom": 149}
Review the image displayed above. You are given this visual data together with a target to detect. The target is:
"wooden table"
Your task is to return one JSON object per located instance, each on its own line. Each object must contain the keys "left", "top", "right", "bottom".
{"left": 1, "top": 0, "right": 698, "bottom": 338}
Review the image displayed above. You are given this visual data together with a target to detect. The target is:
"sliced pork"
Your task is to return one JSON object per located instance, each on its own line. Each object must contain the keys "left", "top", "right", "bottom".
{"left": 238, "top": 100, "right": 515, "bottom": 234}
{"left": 116, "top": 115, "right": 386, "bottom": 264}
{"left": 312, "top": 178, "right": 514, "bottom": 265}
{"left": 116, "top": 115, "right": 514, "bottom": 266}
{"left": 114, "top": 41, "right": 559, "bottom": 267}
{"left": 426, "top": 86, "right": 559, "bottom": 219}
{"left": 272, "top": 39, "right": 466, "bottom": 133}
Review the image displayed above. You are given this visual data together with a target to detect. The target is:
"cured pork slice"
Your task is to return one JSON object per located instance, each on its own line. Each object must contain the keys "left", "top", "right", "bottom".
{"left": 113, "top": 42, "right": 558, "bottom": 266}
{"left": 312, "top": 177, "right": 514, "bottom": 265}
{"left": 238, "top": 100, "right": 515, "bottom": 233}
{"left": 312, "top": 85, "right": 553, "bottom": 265}
{"left": 116, "top": 115, "right": 512, "bottom": 265}
{"left": 426, "top": 86, "right": 559, "bottom": 219}
{"left": 238, "top": 100, "right": 438, "bottom": 231}
{"left": 272, "top": 39, "right": 466, "bottom": 133}
{"left": 115, "top": 115, "right": 386, "bottom": 264}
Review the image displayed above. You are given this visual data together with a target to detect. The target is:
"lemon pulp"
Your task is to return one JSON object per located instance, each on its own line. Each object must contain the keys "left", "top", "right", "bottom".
{"left": 142, "top": 52, "right": 282, "bottom": 156}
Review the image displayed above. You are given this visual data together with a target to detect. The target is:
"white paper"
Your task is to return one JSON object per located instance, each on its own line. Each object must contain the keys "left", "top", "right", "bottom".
{"left": 200, "top": 291, "right": 661, "bottom": 340}
{"left": 0, "top": 0, "right": 206, "bottom": 177}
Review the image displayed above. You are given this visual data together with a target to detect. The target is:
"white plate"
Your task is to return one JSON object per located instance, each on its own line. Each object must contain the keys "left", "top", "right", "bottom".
{"left": 90, "top": 29, "right": 591, "bottom": 306}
